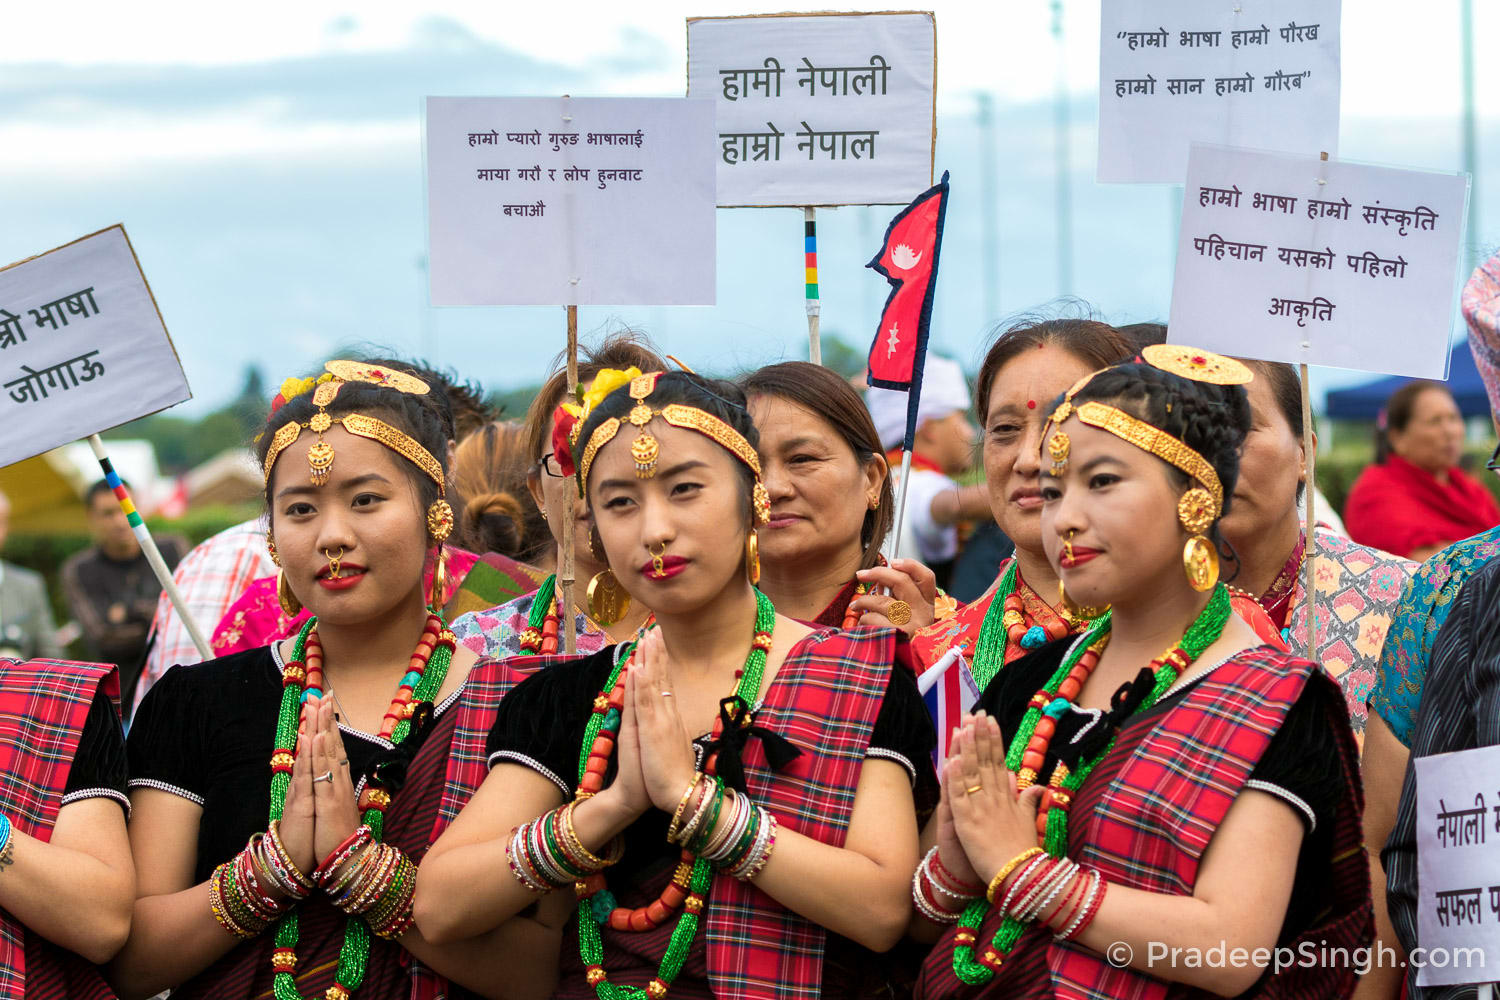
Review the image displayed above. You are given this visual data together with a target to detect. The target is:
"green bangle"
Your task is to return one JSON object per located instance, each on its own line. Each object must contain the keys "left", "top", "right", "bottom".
{"left": 542, "top": 807, "right": 583, "bottom": 880}
{"left": 687, "top": 781, "right": 726, "bottom": 856}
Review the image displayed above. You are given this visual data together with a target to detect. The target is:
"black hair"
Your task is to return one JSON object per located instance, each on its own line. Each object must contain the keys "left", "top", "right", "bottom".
{"left": 85, "top": 477, "right": 126, "bottom": 508}
{"left": 1062, "top": 361, "right": 1251, "bottom": 561}
{"left": 255, "top": 375, "right": 451, "bottom": 530}
{"left": 573, "top": 371, "right": 760, "bottom": 524}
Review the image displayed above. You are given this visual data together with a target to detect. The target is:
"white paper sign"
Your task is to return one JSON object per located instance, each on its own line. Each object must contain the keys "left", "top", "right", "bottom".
{"left": 1098, "top": 0, "right": 1340, "bottom": 184}
{"left": 687, "top": 12, "right": 936, "bottom": 207}
{"left": 425, "top": 97, "right": 716, "bottom": 306}
{"left": 0, "top": 227, "right": 191, "bottom": 469}
{"left": 1414, "top": 745, "right": 1500, "bottom": 988}
{"left": 1168, "top": 145, "right": 1468, "bottom": 378}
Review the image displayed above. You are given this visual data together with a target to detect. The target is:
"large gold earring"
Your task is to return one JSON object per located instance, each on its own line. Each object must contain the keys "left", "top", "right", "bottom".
{"left": 1183, "top": 537, "right": 1220, "bottom": 592}
{"left": 1177, "top": 487, "right": 1219, "bottom": 592}
{"left": 1057, "top": 579, "right": 1106, "bottom": 622}
{"left": 586, "top": 569, "right": 630, "bottom": 626}
{"left": 277, "top": 569, "right": 302, "bottom": 618}
{"left": 745, "top": 530, "right": 761, "bottom": 586}
{"left": 429, "top": 547, "right": 450, "bottom": 611}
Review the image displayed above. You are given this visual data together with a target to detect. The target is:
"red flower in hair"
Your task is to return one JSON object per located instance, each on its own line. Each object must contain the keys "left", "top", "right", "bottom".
{"left": 552, "top": 404, "right": 581, "bottom": 477}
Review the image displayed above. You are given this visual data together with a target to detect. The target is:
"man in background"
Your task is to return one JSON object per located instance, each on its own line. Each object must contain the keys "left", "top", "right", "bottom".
{"left": 0, "top": 489, "right": 62, "bottom": 659}
{"left": 61, "top": 479, "right": 184, "bottom": 707}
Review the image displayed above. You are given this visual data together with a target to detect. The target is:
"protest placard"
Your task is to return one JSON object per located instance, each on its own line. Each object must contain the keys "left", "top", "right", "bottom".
{"left": 1414, "top": 744, "right": 1500, "bottom": 988}
{"left": 1168, "top": 144, "right": 1468, "bottom": 378}
{"left": 425, "top": 97, "right": 716, "bottom": 306}
{"left": 0, "top": 226, "right": 191, "bottom": 469}
{"left": 1098, "top": 0, "right": 1340, "bottom": 184}
{"left": 687, "top": 12, "right": 936, "bottom": 207}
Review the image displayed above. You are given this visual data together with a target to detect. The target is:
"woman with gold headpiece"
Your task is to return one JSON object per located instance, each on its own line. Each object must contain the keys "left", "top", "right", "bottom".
{"left": 418, "top": 370, "right": 938, "bottom": 999}
{"left": 450, "top": 335, "right": 666, "bottom": 661}
{"left": 907, "top": 321, "right": 1283, "bottom": 765}
{"left": 112, "top": 362, "right": 560, "bottom": 1000}
{"left": 910, "top": 349, "right": 1370, "bottom": 999}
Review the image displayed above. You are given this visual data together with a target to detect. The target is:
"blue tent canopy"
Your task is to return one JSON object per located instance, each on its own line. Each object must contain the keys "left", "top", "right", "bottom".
{"left": 1324, "top": 341, "right": 1491, "bottom": 420}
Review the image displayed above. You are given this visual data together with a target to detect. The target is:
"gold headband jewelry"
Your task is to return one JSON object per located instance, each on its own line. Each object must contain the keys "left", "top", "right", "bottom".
{"left": 262, "top": 362, "right": 453, "bottom": 543}
{"left": 1066, "top": 400, "right": 1224, "bottom": 517}
{"left": 578, "top": 395, "right": 770, "bottom": 525}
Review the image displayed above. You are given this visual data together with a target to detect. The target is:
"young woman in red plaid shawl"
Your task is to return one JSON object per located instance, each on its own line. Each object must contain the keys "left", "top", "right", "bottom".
{"left": 111, "top": 362, "right": 560, "bottom": 1000}
{"left": 911, "top": 348, "right": 1371, "bottom": 1000}
{"left": 0, "top": 655, "right": 131, "bottom": 999}
{"left": 418, "top": 370, "right": 938, "bottom": 1000}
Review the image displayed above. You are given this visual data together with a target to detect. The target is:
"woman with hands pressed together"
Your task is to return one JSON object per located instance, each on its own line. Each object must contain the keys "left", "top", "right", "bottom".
{"left": 417, "top": 370, "right": 937, "bottom": 999}
{"left": 112, "top": 362, "right": 558, "bottom": 1000}
{"left": 911, "top": 348, "right": 1371, "bottom": 999}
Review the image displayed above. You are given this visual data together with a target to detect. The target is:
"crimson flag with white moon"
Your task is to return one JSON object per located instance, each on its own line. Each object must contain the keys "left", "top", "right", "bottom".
{"left": 865, "top": 171, "right": 950, "bottom": 448}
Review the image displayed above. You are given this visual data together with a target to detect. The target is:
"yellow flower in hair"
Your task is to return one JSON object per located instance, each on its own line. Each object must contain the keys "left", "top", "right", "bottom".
{"left": 579, "top": 367, "right": 642, "bottom": 417}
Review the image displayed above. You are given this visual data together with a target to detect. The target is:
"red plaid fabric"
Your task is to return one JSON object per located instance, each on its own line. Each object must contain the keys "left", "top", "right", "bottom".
{"left": 703, "top": 626, "right": 892, "bottom": 1000}
{"left": 0, "top": 658, "right": 118, "bottom": 1000}
{"left": 420, "top": 628, "right": 894, "bottom": 1000}
{"left": 918, "top": 647, "right": 1370, "bottom": 1000}
{"left": 410, "top": 654, "right": 545, "bottom": 1000}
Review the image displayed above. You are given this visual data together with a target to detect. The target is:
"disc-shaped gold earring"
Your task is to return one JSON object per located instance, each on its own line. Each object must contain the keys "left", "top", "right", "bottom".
{"left": 1183, "top": 536, "right": 1220, "bottom": 592}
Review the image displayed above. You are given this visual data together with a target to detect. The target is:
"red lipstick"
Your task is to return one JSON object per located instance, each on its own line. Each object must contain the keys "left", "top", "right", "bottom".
{"left": 317, "top": 570, "right": 367, "bottom": 590}
{"left": 640, "top": 555, "right": 689, "bottom": 580}
{"left": 1058, "top": 547, "right": 1101, "bottom": 569}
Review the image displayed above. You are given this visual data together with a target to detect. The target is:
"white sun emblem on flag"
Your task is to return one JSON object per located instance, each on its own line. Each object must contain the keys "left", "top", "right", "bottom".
{"left": 885, "top": 322, "right": 901, "bottom": 357}
{"left": 891, "top": 243, "right": 923, "bottom": 270}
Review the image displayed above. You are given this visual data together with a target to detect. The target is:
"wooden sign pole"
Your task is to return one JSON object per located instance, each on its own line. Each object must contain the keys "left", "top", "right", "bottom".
{"left": 1300, "top": 362, "right": 1318, "bottom": 663}
{"left": 561, "top": 305, "right": 580, "bottom": 655}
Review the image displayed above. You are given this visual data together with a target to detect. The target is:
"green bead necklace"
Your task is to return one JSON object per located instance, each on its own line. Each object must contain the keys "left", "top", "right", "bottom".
{"left": 950, "top": 584, "right": 1232, "bottom": 985}
{"left": 268, "top": 614, "right": 452, "bottom": 1000}
{"left": 574, "top": 589, "right": 776, "bottom": 1000}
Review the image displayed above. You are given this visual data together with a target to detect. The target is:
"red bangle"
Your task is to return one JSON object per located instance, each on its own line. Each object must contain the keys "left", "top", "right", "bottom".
{"left": 1044, "top": 870, "right": 1089, "bottom": 932}
{"left": 931, "top": 849, "right": 984, "bottom": 895}
{"left": 1068, "top": 874, "right": 1107, "bottom": 939}
{"left": 314, "top": 825, "right": 373, "bottom": 885}
{"left": 1002, "top": 856, "right": 1057, "bottom": 914}
{"left": 997, "top": 854, "right": 1051, "bottom": 914}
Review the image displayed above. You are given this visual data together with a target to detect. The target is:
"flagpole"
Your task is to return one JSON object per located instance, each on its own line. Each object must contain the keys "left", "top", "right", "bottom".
{"left": 85, "top": 434, "right": 212, "bottom": 661}
{"left": 887, "top": 448, "right": 916, "bottom": 559}
{"left": 804, "top": 207, "right": 822, "bottom": 365}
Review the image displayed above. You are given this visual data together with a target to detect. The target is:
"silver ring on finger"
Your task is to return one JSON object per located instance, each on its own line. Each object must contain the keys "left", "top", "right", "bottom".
{"left": 314, "top": 770, "right": 335, "bottom": 784}
{"left": 338, "top": 759, "right": 351, "bottom": 767}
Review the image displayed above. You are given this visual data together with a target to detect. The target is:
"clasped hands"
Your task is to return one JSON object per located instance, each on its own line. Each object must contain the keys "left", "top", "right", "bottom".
{"left": 932, "top": 710, "right": 1047, "bottom": 900}
{"left": 598, "top": 629, "right": 709, "bottom": 822}
{"left": 278, "top": 695, "right": 364, "bottom": 892}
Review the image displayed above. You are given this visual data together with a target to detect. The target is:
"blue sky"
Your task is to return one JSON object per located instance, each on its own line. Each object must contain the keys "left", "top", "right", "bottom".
{"left": 2, "top": 1, "right": 1495, "bottom": 417}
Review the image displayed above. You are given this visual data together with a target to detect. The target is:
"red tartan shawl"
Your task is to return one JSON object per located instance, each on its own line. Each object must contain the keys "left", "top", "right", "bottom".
{"left": 703, "top": 626, "right": 893, "bottom": 1000}
{"left": 917, "top": 647, "right": 1369, "bottom": 1000}
{"left": 1048, "top": 648, "right": 1369, "bottom": 1000}
{"left": 0, "top": 658, "right": 118, "bottom": 1000}
{"left": 420, "top": 628, "right": 895, "bottom": 1000}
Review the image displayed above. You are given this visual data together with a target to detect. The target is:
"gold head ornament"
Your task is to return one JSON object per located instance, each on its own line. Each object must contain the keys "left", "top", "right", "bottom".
{"left": 574, "top": 369, "right": 771, "bottom": 525}
{"left": 262, "top": 360, "right": 453, "bottom": 547}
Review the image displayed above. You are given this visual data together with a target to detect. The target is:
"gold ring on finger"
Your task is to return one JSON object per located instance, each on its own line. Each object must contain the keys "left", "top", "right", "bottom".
{"left": 965, "top": 784, "right": 983, "bottom": 795}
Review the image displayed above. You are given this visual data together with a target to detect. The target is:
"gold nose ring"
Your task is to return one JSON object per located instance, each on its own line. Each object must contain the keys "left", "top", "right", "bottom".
{"left": 325, "top": 547, "right": 345, "bottom": 579}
